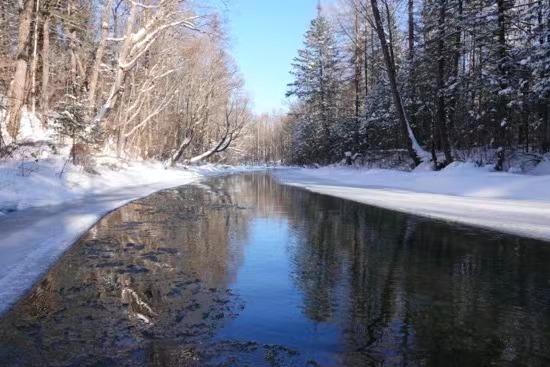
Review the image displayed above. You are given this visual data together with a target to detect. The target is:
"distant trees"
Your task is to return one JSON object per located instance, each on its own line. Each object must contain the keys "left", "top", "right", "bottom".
{"left": 0, "top": 0, "right": 251, "bottom": 164}
{"left": 241, "top": 112, "right": 290, "bottom": 164}
{"left": 283, "top": 0, "right": 550, "bottom": 168}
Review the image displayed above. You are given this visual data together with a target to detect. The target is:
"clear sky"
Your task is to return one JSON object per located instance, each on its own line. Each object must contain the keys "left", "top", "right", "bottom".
{"left": 224, "top": 0, "right": 322, "bottom": 115}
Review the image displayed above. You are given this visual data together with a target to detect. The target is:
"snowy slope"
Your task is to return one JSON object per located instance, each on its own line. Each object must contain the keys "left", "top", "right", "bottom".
{"left": 0, "top": 157, "right": 248, "bottom": 212}
{"left": 0, "top": 160, "right": 263, "bottom": 316}
{"left": 274, "top": 164, "right": 550, "bottom": 242}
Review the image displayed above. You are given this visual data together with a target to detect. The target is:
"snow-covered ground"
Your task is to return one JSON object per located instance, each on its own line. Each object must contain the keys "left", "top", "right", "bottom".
{"left": 0, "top": 155, "right": 263, "bottom": 316}
{"left": 274, "top": 163, "right": 550, "bottom": 242}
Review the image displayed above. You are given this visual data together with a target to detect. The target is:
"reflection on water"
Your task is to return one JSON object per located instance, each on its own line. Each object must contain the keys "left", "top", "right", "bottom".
{"left": 1, "top": 173, "right": 549, "bottom": 366}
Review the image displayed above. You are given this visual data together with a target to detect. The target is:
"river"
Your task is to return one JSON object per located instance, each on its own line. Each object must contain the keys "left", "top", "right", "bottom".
{"left": 0, "top": 173, "right": 549, "bottom": 366}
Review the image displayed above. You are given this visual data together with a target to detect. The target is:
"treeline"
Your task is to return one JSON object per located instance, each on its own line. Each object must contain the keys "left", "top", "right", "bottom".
{"left": 284, "top": 0, "right": 550, "bottom": 168}
{"left": 0, "top": 0, "right": 250, "bottom": 165}
{"left": 240, "top": 112, "right": 291, "bottom": 164}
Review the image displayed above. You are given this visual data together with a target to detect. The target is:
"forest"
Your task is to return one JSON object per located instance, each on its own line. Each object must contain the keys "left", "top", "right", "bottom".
{"left": 0, "top": 0, "right": 549, "bottom": 170}
{"left": 282, "top": 0, "right": 550, "bottom": 169}
{"left": 0, "top": 0, "right": 254, "bottom": 166}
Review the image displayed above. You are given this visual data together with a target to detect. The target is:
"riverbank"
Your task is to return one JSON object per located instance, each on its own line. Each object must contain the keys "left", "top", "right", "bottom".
{"left": 274, "top": 163, "right": 550, "bottom": 241}
{"left": 0, "top": 156, "right": 263, "bottom": 315}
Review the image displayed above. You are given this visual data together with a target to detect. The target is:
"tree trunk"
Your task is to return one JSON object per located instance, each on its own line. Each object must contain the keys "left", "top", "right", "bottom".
{"left": 538, "top": 0, "right": 549, "bottom": 152}
{"left": 30, "top": 0, "right": 40, "bottom": 115}
{"left": 0, "top": 2, "right": 9, "bottom": 52}
{"left": 6, "top": 0, "right": 34, "bottom": 139}
{"left": 363, "top": 23, "right": 369, "bottom": 100}
{"left": 384, "top": 1, "right": 396, "bottom": 71}
{"left": 408, "top": 0, "right": 414, "bottom": 58}
{"left": 187, "top": 134, "right": 231, "bottom": 164}
{"left": 447, "top": 0, "right": 462, "bottom": 151}
{"left": 435, "top": 0, "right": 453, "bottom": 165}
{"left": 543, "top": 103, "right": 550, "bottom": 153}
{"left": 67, "top": 0, "right": 86, "bottom": 90}
{"left": 495, "top": 0, "right": 508, "bottom": 146}
{"left": 370, "top": 0, "right": 424, "bottom": 166}
{"left": 407, "top": 0, "right": 418, "bottom": 142}
{"left": 169, "top": 130, "right": 193, "bottom": 166}
{"left": 40, "top": 14, "right": 50, "bottom": 115}
{"left": 94, "top": 1, "right": 137, "bottom": 127}
{"left": 88, "top": 0, "right": 113, "bottom": 106}
{"left": 353, "top": 1, "right": 361, "bottom": 147}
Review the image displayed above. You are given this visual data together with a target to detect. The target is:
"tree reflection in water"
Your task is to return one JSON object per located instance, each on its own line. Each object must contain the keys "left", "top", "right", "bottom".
{"left": 0, "top": 181, "right": 252, "bottom": 366}
{"left": 0, "top": 173, "right": 549, "bottom": 367}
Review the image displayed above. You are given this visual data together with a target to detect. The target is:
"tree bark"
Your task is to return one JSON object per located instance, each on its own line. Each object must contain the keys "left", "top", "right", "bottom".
{"left": 408, "top": 0, "right": 414, "bottom": 58}
{"left": 171, "top": 138, "right": 191, "bottom": 163}
{"left": 30, "top": 0, "right": 40, "bottom": 115}
{"left": 353, "top": 0, "right": 362, "bottom": 147}
{"left": 6, "top": 0, "right": 34, "bottom": 139}
{"left": 67, "top": 0, "right": 86, "bottom": 90}
{"left": 435, "top": 0, "right": 453, "bottom": 165}
{"left": 495, "top": 0, "right": 508, "bottom": 146}
{"left": 187, "top": 133, "right": 231, "bottom": 164}
{"left": 543, "top": 103, "right": 550, "bottom": 153}
{"left": 407, "top": 0, "right": 418, "bottom": 143}
{"left": 447, "top": 0, "right": 462, "bottom": 152}
{"left": 363, "top": 22, "right": 368, "bottom": 101}
{"left": 88, "top": 0, "right": 113, "bottom": 106}
{"left": 0, "top": 2, "right": 9, "bottom": 52}
{"left": 40, "top": 14, "right": 50, "bottom": 115}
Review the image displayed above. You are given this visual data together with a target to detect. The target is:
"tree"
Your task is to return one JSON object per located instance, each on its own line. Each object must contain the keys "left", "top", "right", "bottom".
{"left": 51, "top": 94, "right": 102, "bottom": 165}
{"left": 87, "top": 0, "right": 113, "bottom": 107}
{"left": 93, "top": 0, "right": 204, "bottom": 129}
{"left": 369, "top": 0, "right": 427, "bottom": 166}
{"left": 5, "top": 0, "right": 34, "bottom": 139}
{"left": 287, "top": 10, "right": 345, "bottom": 163}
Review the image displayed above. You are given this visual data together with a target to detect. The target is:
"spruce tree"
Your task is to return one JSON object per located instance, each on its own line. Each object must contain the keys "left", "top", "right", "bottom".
{"left": 287, "top": 13, "right": 344, "bottom": 163}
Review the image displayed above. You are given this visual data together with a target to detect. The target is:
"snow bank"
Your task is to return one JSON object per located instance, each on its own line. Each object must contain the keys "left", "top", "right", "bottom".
{"left": 0, "top": 156, "right": 252, "bottom": 213}
{"left": 274, "top": 164, "right": 550, "bottom": 242}
{"left": 530, "top": 160, "right": 550, "bottom": 176}
{"left": 0, "top": 155, "right": 263, "bottom": 316}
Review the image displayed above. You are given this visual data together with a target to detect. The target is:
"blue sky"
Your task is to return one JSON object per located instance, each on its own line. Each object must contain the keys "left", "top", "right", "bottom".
{"left": 223, "top": 0, "right": 322, "bottom": 114}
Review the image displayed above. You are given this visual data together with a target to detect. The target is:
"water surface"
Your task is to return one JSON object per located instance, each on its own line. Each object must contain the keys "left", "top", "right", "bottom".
{"left": 1, "top": 173, "right": 549, "bottom": 366}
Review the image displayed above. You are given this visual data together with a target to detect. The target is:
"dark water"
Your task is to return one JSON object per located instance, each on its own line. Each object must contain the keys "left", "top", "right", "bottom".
{"left": 1, "top": 173, "right": 550, "bottom": 367}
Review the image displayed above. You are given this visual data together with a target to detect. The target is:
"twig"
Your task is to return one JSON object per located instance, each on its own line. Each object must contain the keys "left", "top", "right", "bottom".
{"left": 57, "top": 157, "right": 72, "bottom": 178}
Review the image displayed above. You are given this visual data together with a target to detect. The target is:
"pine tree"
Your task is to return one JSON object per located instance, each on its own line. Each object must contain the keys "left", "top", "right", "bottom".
{"left": 287, "top": 12, "right": 344, "bottom": 163}
{"left": 52, "top": 95, "right": 102, "bottom": 154}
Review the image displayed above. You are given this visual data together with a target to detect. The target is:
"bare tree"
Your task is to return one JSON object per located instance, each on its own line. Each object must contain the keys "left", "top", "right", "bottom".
{"left": 187, "top": 96, "right": 249, "bottom": 164}
{"left": 93, "top": 0, "right": 203, "bottom": 129}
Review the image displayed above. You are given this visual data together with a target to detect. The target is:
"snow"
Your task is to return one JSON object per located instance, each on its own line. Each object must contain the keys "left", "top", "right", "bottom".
{"left": 0, "top": 154, "right": 263, "bottom": 316}
{"left": 2, "top": 107, "right": 51, "bottom": 144}
{"left": 530, "top": 160, "right": 550, "bottom": 176}
{"left": 274, "top": 164, "right": 550, "bottom": 242}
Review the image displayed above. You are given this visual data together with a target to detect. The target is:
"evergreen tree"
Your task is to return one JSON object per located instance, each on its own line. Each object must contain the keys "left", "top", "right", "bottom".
{"left": 52, "top": 95, "right": 103, "bottom": 157}
{"left": 287, "top": 13, "right": 345, "bottom": 163}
